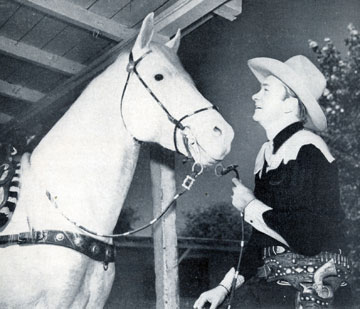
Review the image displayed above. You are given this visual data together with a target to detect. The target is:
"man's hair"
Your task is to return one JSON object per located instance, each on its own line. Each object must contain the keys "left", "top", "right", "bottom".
{"left": 283, "top": 84, "right": 307, "bottom": 124}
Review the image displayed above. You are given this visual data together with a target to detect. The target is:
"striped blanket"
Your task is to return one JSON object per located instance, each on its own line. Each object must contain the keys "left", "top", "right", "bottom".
{"left": 0, "top": 144, "right": 20, "bottom": 228}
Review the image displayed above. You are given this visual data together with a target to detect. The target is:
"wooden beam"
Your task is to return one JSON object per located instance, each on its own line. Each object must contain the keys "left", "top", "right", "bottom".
{"left": 0, "top": 79, "right": 45, "bottom": 103}
{"left": 0, "top": 0, "right": 224, "bottom": 138}
{"left": 150, "top": 146, "right": 179, "bottom": 309}
{"left": 156, "top": 0, "right": 229, "bottom": 37}
{"left": 0, "top": 36, "right": 85, "bottom": 75}
{"left": 178, "top": 248, "right": 192, "bottom": 265}
{"left": 214, "top": 0, "right": 243, "bottom": 21}
{"left": 115, "top": 236, "right": 242, "bottom": 252}
{"left": 181, "top": 14, "right": 214, "bottom": 37}
{"left": 13, "top": 0, "right": 137, "bottom": 42}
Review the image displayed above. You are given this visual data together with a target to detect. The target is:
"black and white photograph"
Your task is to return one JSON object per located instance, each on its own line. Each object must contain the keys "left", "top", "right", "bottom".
{"left": 0, "top": 0, "right": 359, "bottom": 308}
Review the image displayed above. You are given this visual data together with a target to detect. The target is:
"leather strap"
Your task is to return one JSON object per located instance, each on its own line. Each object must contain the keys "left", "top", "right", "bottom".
{"left": 0, "top": 230, "right": 115, "bottom": 265}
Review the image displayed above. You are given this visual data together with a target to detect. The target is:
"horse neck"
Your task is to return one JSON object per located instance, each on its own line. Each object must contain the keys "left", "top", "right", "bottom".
{"left": 29, "top": 54, "right": 141, "bottom": 234}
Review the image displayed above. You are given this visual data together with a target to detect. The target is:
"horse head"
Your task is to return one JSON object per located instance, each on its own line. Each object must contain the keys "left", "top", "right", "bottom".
{"left": 121, "top": 13, "right": 234, "bottom": 166}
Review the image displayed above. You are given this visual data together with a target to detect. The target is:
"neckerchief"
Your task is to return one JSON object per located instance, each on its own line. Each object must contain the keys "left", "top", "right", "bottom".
{"left": 254, "top": 123, "right": 334, "bottom": 177}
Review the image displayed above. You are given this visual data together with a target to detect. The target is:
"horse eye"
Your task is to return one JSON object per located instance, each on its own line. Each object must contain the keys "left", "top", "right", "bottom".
{"left": 154, "top": 74, "right": 164, "bottom": 81}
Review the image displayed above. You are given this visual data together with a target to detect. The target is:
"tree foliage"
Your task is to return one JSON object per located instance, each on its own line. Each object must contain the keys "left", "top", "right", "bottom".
{"left": 181, "top": 203, "right": 252, "bottom": 241}
{"left": 308, "top": 24, "right": 360, "bottom": 294}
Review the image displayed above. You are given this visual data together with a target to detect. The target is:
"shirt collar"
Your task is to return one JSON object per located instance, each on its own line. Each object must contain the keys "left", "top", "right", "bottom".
{"left": 272, "top": 122, "right": 304, "bottom": 154}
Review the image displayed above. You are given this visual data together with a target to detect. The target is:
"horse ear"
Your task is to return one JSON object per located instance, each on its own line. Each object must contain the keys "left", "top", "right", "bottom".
{"left": 132, "top": 12, "right": 154, "bottom": 58}
{"left": 166, "top": 29, "right": 181, "bottom": 53}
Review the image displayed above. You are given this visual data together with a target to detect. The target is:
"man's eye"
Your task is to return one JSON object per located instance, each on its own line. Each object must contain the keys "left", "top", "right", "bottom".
{"left": 154, "top": 74, "right": 164, "bottom": 81}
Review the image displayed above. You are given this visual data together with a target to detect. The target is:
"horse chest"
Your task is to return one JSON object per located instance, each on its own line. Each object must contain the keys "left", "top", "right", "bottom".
{"left": 0, "top": 245, "right": 114, "bottom": 308}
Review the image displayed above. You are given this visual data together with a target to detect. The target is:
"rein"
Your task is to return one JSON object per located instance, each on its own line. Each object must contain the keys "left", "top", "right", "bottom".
{"left": 119, "top": 50, "right": 217, "bottom": 156}
{"left": 215, "top": 163, "right": 244, "bottom": 309}
{"left": 46, "top": 162, "right": 204, "bottom": 239}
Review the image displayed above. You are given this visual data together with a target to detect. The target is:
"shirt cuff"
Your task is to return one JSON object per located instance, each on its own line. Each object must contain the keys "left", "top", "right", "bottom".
{"left": 219, "top": 267, "right": 245, "bottom": 292}
{"left": 244, "top": 199, "right": 289, "bottom": 247}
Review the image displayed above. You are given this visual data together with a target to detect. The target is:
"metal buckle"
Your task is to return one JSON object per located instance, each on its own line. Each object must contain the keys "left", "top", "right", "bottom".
{"left": 17, "top": 232, "right": 29, "bottom": 244}
{"left": 182, "top": 175, "right": 195, "bottom": 190}
{"left": 34, "top": 230, "right": 45, "bottom": 241}
{"left": 192, "top": 162, "right": 203, "bottom": 176}
{"left": 126, "top": 61, "right": 135, "bottom": 73}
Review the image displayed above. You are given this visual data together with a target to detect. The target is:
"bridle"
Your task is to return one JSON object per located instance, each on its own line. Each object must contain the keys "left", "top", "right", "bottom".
{"left": 44, "top": 50, "right": 219, "bottom": 239}
{"left": 44, "top": 50, "right": 226, "bottom": 239}
{"left": 120, "top": 50, "right": 218, "bottom": 157}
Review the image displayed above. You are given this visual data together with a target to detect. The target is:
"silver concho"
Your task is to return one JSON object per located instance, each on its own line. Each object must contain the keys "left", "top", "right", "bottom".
{"left": 55, "top": 233, "right": 64, "bottom": 241}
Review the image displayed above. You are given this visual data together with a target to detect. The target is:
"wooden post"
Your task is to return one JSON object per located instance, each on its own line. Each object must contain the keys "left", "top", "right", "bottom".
{"left": 150, "top": 145, "right": 179, "bottom": 309}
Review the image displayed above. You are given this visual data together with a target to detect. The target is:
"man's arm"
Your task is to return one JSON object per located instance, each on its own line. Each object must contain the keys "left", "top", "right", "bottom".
{"left": 193, "top": 268, "right": 244, "bottom": 309}
{"left": 244, "top": 199, "right": 289, "bottom": 246}
{"left": 231, "top": 178, "right": 289, "bottom": 245}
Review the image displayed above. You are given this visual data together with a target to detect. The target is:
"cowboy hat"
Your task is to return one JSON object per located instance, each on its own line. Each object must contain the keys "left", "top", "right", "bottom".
{"left": 248, "top": 55, "right": 327, "bottom": 131}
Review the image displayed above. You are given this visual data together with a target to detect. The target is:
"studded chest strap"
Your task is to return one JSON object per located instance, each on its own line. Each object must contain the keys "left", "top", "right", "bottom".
{"left": 0, "top": 230, "right": 115, "bottom": 267}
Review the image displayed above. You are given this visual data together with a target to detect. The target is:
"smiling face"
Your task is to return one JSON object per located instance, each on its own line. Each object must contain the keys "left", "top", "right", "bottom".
{"left": 252, "top": 75, "right": 295, "bottom": 127}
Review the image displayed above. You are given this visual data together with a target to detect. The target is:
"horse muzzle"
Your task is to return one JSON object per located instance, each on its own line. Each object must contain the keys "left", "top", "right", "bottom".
{"left": 183, "top": 116, "right": 234, "bottom": 166}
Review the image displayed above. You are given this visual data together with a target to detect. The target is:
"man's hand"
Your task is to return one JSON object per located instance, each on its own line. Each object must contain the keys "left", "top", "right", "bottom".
{"left": 231, "top": 178, "right": 255, "bottom": 212}
{"left": 193, "top": 286, "right": 228, "bottom": 309}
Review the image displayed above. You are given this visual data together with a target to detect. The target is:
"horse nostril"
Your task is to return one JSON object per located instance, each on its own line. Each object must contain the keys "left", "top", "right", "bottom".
{"left": 213, "top": 126, "right": 222, "bottom": 136}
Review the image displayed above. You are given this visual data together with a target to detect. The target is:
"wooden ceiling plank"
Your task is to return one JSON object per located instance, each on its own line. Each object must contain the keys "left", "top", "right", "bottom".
{"left": 155, "top": 0, "right": 229, "bottom": 36}
{"left": 1, "top": 0, "right": 224, "bottom": 135}
{"left": 71, "top": 0, "right": 96, "bottom": 9}
{"left": 21, "top": 16, "right": 67, "bottom": 49}
{"left": 43, "top": 26, "right": 93, "bottom": 58}
{"left": 64, "top": 34, "right": 112, "bottom": 64}
{"left": 0, "top": 54, "right": 19, "bottom": 80}
{"left": 0, "top": 35, "right": 85, "bottom": 75}
{"left": 0, "top": 1, "right": 21, "bottom": 28}
{"left": 7, "top": 61, "right": 68, "bottom": 93}
{"left": 0, "top": 5, "right": 44, "bottom": 41}
{"left": 0, "top": 94, "right": 31, "bottom": 118}
{"left": 0, "top": 79, "right": 45, "bottom": 103}
{"left": 112, "top": 0, "right": 167, "bottom": 28}
{"left": 13, "top": 0, "right": 137, "bottom": 41}
{"left": 87, "top": 0, "right": 129, "bottom": 19}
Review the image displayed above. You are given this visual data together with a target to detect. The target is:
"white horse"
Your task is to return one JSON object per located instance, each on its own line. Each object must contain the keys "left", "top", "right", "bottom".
{"left": 0, "top": 13, "right": 234, "bottom": 308}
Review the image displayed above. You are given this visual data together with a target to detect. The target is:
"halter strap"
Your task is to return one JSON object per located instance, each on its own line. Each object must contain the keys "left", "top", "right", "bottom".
{"left": 173, "top": 105, "right": 218, "bottom": 154}
{"left": 128, "top": 51, "right": 186, "bottom": 130}
{"left": 120, "top": 51, "right": 218, "bottom": 157}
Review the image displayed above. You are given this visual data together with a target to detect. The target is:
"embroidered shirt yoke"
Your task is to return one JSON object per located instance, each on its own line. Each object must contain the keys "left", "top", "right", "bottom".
{"left": 240, "top": 122, "right": 347, "bottom": 281}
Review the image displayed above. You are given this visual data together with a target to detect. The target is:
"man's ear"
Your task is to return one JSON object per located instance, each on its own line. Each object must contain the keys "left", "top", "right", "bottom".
{"left": 283, "top": 97, "right": 299, "bottom": 114}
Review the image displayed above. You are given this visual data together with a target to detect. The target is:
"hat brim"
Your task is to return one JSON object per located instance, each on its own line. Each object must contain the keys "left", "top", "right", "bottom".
{"left": 248, "top": 58, "right": 327, "bottom": 131}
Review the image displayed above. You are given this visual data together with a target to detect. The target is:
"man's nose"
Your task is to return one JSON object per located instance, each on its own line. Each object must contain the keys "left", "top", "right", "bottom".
{"left": 252, "top": 91, "right": 260, "bottom": 101}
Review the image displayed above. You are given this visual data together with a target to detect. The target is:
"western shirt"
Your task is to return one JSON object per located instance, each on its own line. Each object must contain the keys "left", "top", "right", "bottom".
{"left": 240, "top": 122, "right": 347, "bottom": 281}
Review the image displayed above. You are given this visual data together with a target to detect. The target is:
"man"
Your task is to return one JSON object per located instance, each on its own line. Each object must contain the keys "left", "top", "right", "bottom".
{"left": 194, "top": 55, "right": 353, "bottom": 309}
